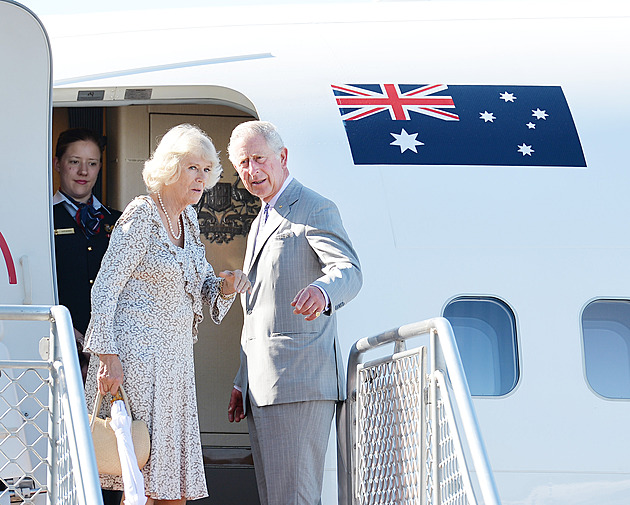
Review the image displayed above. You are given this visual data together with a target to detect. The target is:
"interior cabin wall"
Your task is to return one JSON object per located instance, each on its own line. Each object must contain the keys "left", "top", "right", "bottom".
{"left": 96, "top": 104, "right": 255, "bottom": 443}
{"left": 146, "top": 107, "right": 255, "bottom": 445}
{"left": 51, "top": 104, "right": 261, "bottom": 503}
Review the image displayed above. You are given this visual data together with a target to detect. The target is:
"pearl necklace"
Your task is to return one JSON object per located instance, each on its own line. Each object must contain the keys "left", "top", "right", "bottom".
{"left": 156, "top": 192, "right": 182, "bottom": 240}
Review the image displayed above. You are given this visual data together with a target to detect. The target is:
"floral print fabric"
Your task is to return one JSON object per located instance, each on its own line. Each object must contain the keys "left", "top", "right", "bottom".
{"left": 84, "top": 195, "right": 233, "bottom": 500}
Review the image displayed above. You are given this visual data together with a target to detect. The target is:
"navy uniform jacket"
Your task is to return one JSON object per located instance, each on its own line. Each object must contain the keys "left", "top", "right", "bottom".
{"left": 53, "top": 202, "right": 122, "bottom": 335}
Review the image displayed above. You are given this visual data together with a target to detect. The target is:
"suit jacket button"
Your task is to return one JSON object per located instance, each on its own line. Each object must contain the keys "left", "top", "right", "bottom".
{"left": 87, "top": 246, "right": 93, "bottom": 251}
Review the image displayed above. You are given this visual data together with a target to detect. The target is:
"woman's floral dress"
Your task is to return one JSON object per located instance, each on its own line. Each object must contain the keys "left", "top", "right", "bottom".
{"left": 84, "top": 195, "right": 234, "bottom": 500}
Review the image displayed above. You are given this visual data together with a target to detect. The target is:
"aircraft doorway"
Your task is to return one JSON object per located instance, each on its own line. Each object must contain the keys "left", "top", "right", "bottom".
{"left": 53, "top": 90, "right": 260, "bottom": 504}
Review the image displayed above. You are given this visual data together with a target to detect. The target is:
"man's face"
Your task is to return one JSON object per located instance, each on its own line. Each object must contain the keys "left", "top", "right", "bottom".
{"left": 231, "top": 133, "right": 288, "bottom": 203}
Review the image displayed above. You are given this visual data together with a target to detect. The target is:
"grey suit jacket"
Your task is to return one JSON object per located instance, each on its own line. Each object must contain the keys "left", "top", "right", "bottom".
{"left": 235, "top": 178, "right": 362, "bottom": 408}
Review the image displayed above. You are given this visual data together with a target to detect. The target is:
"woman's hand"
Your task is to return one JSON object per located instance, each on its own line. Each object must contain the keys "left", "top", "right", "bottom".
{"left": 97, "top": 354, "right": 123, "bottom": 395}
{"left": 218, "top": 270, "right": 251, "bottom": 296}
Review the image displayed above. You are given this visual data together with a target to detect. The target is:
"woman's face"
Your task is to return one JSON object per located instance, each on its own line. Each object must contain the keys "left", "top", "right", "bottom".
{"left": 54, "top": 140, "right": 101, "bottom": 203}
{"left": 170, "top": 153, "right": 216, "bottom": 206}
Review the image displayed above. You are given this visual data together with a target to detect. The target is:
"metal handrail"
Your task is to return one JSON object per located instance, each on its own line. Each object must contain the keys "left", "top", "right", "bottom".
{"left": 341, "top": 317, "right": 501, "bottom": 505}
{"left": 0, "top": 304, "right": 103, "bottom": 505}
{"left": 431, "top": 369, "right": 477, "bottom": 503}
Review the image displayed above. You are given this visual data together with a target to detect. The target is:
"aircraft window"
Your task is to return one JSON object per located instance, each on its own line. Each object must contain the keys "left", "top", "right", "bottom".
{"left": 582, "top": 299, "right": 630, "bottom": 399}
{"left": 443, "top": 297, "right": 519, "bottom": 396}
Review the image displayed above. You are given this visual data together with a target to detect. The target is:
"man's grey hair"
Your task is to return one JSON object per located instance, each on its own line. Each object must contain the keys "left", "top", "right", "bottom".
{"left": 228, "top": 121, "right": 285, "bottom": 164}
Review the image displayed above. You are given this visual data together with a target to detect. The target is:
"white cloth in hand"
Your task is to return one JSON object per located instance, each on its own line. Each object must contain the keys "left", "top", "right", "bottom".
{"left": 110, "top": 400, "right": 147, "bottom": 505}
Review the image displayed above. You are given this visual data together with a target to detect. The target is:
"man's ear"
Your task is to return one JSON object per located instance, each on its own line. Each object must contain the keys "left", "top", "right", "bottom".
{"left": 280, "top": 147, "right": 288, "bottom": 169}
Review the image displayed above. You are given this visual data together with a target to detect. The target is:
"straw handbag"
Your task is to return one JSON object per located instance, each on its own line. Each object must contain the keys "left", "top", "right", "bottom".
{"left": 89, "top": 385, "right": 151, "bottom": 476}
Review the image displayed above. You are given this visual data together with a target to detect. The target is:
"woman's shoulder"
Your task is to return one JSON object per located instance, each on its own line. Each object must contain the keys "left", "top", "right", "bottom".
{"left": 120, "top": 195, "right": 155, "bottom": 217}
{"left": 116, "top": 195, "right": 158, "bottom": 231}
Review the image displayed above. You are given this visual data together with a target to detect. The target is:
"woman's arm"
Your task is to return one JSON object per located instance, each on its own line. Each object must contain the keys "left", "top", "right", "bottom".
{"left": 201, "top": 267, "right": 251, "bottom": 323}
{"left": 85, "top": 199, "right": 152, "bottom": 390}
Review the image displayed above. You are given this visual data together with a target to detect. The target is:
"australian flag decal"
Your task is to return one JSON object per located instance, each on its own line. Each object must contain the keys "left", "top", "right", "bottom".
{"left": 332, "top": 84, "right": 586, "bottom": 167}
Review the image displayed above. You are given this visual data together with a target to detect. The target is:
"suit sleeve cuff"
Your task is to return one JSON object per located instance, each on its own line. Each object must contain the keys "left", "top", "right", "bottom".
{"left": 310, "top": 283, "right": 331, "bottom": 312}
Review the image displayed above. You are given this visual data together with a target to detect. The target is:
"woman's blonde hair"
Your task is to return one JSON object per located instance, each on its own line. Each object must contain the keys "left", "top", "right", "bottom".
{"left": 143, "top": 124, "right": 222, "bottom": 193}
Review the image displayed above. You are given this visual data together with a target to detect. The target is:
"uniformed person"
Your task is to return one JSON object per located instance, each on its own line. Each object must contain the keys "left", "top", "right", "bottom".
{"left": 53, "top": 128, "right": 121, "bottom": 381}
{"left": 53, "top": 128, "right": 122, "bottom": 505}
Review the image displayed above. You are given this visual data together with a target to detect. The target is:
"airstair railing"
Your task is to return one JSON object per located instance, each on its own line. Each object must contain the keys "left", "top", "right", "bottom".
{"left": 339, "top": 317, "right": 501, "bottom": 505}
{"left": 0, "top": 305, "right": 103, "bottom": 505}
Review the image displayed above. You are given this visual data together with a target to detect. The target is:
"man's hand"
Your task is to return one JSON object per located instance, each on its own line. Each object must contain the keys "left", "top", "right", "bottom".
{"left": 228, "top": 387, "right": 245, "bottom": 422}
{"left": 291, "top": 285, "right": 326, "bottom": 321}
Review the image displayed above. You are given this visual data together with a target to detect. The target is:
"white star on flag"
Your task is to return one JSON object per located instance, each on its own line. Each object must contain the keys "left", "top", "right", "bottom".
{"left": 517, "top": 143, "right": 534, "bottom": 156}
{"left": 532, "top": 108, "right": 548, "bottom": 120}
{"left": 500, "top": 92, "right": 516, "bottom": 102}
{"left": 480, "top": 111, "right": 496, "bottom": 122}
{"left": 526, "top": 122, "right": 536, "bottom": 129}
{"left": 390, "top": 129, "right": 424, "bottom": 153}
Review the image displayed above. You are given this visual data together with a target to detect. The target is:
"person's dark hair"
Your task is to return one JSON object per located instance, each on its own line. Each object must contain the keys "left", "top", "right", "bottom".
{"left": 55, "top": 128, "right": 106, "bottom": 160}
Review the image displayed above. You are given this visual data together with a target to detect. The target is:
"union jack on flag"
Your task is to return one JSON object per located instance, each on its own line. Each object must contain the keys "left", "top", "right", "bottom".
{"left": 332, "top": 83, "right": 586, "bottom": 167}
{"left": 332, "top": 84, "right": 459, "bottom": 122}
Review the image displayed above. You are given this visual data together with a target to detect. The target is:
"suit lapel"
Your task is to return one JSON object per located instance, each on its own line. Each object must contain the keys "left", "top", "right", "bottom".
{"left": 251, "top": 211, "right": 279, "bottom": 265}
{"left": 247, "top": 179, "right": 302, "bottom": 271}
{"left": 244, "top": 212, "right": 261, "bottom": 273}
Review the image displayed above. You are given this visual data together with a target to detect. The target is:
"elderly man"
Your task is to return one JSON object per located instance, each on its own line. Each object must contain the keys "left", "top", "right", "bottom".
{"left": 227, "top": 120, "right": 362, "bottom": 505}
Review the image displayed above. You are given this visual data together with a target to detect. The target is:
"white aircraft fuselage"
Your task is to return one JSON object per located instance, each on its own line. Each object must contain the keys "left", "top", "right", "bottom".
{"left": 1, "top": 1, "right": 630, "bottom": 503}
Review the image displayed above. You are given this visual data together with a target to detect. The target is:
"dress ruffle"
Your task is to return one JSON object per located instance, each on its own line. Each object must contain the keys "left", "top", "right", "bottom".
{"left": 143, "top": 198, "right": 211, "bottom": 340}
